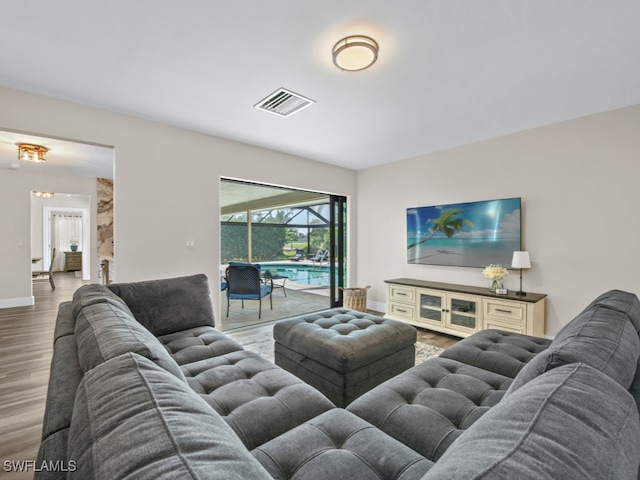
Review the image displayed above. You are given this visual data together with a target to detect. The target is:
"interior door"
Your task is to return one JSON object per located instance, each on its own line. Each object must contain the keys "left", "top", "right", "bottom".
{"left": 329, "top": 195, "right": 347, "bottom": 307}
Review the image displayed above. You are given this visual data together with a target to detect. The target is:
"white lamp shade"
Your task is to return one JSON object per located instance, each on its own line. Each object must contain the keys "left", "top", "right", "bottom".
{"left": 511, "top": 251, "right": 531, "bottom": 269}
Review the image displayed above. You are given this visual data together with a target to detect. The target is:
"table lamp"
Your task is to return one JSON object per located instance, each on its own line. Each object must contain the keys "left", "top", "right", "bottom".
{"left": 511, "top": 251, "right": 531, "bottom": 296}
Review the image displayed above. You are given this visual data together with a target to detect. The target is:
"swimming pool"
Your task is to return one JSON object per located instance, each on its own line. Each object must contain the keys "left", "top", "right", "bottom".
{"left": 258, "top": 263, "right": 331, "bottom": 287}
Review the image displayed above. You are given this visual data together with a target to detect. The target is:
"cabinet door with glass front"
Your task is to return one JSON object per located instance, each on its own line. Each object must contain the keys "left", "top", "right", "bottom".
{"left": 417, "top": 289, "right": 446, "bottom": 327}
{"left": 446, "top": 293, "right": 481, "bottom": 335}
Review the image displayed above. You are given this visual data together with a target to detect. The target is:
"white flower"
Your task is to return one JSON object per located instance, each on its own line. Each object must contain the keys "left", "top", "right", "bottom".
{"left": 482, "top": 264, "right": 508, "bottom": 280}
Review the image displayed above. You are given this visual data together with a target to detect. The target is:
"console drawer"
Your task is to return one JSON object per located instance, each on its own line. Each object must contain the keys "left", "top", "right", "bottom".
{"left": 388, "top": 301, "right": 416, "bottom": 321}
{"left": 485, "top": 317, "right": 525, "bottom": 334}
{"left": 484, "top": 299, "right": 525, "bottom": 323}
{"left": 389, "top": 285, "right": 415, "bottom": 304}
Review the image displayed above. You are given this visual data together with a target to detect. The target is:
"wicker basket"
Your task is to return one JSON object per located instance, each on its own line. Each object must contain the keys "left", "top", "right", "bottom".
{"left": 340, "top": 286, "right": 371, "bottom": 312}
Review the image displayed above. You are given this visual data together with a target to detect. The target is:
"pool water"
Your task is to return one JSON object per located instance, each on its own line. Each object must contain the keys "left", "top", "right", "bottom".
{"left": 259, "top": 263, "right": 331, "bottom": 287}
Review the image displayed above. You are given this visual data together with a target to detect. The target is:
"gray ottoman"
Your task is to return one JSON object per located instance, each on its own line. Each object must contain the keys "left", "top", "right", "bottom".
{"left": 274, "top": 308, "right": 417, "bottom": 407}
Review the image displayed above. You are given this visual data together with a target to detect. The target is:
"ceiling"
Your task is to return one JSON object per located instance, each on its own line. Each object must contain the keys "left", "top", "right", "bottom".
{"left": 0, "top": 130, "right": 113, "bottom": 179}
{"left": 0, "top": 0, "right": 639, "bottom": 174}
{"left": 221, "top": 180, "right": 328, "bottom": 215}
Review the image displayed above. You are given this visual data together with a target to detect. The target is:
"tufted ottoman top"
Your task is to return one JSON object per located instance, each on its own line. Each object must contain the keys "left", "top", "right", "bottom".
{"left": 274, "top": 308, "right": 416, "bottom": 373}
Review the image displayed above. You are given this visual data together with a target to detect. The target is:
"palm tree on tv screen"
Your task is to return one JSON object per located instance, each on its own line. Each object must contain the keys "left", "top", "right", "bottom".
{"left": 407, "top": 208, "right": 474, "bottom": 250}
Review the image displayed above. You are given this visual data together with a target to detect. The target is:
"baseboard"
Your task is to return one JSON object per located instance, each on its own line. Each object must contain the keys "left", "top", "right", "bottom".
{"left": 367, "top": 300, "right": 386, "bottom": 315}
{"left": 0, "top": 296, "right": 34, "bottom": 309}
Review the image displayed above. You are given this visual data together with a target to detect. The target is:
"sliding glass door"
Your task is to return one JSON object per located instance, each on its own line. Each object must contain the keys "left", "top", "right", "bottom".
{"left": 220, "top": 178, "right": 348, "bottom": 329}
{"left": 329, "top": 195, "right": 347, "bottom": 307}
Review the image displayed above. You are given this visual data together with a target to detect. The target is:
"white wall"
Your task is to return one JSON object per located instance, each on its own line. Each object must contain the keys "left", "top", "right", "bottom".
{"left": 0, "top": 86, "right": 357, "bottom": 320}
{"left": 0, "top": 169, "right": 96, "bottom": 307}
{"left": 356, "top": 105, "right": 640, "bottom": 336}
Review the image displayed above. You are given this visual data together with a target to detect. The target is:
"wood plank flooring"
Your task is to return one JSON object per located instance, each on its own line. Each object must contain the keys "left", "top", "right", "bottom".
{"left": 0, "top": 276, "right": 457, "bottom": 479}
{"left": 0, "top": 273, "right": 84, "bottom": 479}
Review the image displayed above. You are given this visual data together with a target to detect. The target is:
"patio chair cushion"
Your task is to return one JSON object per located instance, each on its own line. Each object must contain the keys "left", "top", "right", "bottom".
{"left": 228, "top": 284, "right": 271, "bottom": 300}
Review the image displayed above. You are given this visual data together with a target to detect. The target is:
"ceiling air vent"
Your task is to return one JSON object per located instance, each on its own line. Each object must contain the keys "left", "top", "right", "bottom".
{"left": 254, "top": 88, "right": 315, "bottom": 117}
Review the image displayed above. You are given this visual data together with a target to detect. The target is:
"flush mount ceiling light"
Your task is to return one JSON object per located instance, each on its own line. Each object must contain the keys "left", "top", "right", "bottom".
{"left": 332, "top": 35, "right": 379, "bottom": 71}
{"left": 32, "top": 191, "right": 55, "bottom": 198}
{"left": 18, "top": 143, "right": 48, "bottom": 163}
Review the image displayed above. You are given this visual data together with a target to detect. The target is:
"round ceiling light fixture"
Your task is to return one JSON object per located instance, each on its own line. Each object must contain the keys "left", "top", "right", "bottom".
{"left": 332, "top": 35, "right": 378, "bottom": 71}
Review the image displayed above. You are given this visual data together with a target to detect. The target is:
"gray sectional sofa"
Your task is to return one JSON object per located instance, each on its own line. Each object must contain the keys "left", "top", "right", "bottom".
{"left": 37, "top": 274, "right": 640, "bottom": 479}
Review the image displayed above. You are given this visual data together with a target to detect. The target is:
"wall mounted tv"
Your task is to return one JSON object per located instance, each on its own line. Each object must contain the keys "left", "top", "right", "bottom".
{"left": 407, "top": 197, "right": 521, "bottom": 268}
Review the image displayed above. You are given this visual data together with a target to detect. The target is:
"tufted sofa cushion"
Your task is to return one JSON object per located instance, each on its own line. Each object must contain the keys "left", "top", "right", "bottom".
{"left": 68, "top": 352, "right": 272, "bottom": 480}
{"left": 347, "top": 357, "right": 513, "bottom": 461}
{"left": 438, "top": 329, "right": 551, "bottom": 378}
{"left": 252, "top": 408, "right": 433, "bottom": 480}
{"left": 181, "top": 349, "right": 335, "bottom": 449}
{"left": 74, "top": 302, "right": 186, "bottom": 382}
{"left": 158, "top": 325, "right": 245, "bottom": 365}
{"left": 273, "top": 308, "right": 416, "bottom": 373}
{"left": 507, "top": 289, "right": 640, "bottom": 394}
{"left": 422, "top": 363, "right": 640, "bottom": 480}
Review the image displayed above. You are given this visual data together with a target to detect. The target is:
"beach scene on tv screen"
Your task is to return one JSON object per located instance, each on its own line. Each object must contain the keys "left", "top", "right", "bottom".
{"left": 407, "top": 198, "right": 521, "bottom": 268}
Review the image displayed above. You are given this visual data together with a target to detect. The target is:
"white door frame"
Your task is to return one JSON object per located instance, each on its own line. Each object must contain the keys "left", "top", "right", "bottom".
{"left": 43, "top": 206, "right": 91, "bottom": 280}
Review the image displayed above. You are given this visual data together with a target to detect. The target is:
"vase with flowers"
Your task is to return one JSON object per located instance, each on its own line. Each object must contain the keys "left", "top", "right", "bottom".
{"left": 482, "top": 264, "right": 508, "bottom": 292}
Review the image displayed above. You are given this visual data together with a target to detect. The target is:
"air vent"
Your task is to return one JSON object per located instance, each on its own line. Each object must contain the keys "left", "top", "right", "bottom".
{"left": 254, "top": 88, "right": 315, "bottom": 117}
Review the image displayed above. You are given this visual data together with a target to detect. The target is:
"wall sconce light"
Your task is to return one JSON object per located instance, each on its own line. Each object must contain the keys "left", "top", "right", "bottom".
{"left": 332, "top": 35, "right": 379, "bottom": 71}
{"left": 511, "top": 251, "right": 532, "bottom": 296}
{"left": 18, "top": 143, "right": 48, "bottom": 163}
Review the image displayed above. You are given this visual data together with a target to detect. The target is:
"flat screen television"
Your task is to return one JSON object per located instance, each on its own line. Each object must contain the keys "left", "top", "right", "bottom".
{"left": 407, "top": 197, "right": 521, "bottom": 268}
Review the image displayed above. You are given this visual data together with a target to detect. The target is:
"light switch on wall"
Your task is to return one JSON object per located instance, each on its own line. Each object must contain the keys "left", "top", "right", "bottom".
{"left": 185, "top": 238, "right": 196, "bottom": 249}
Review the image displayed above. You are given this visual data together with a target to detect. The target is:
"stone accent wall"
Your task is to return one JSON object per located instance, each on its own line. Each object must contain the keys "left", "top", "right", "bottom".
{"left": 97, "top": 178, "right": 113, "bottom": 259}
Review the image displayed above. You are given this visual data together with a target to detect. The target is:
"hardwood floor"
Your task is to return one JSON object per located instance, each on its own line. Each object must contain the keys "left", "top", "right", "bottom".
{"left": 0, "top": 277, "right": 457, "bottom": 479}
{"left": 0, "top": 273, "right": 84, "bottom": 479}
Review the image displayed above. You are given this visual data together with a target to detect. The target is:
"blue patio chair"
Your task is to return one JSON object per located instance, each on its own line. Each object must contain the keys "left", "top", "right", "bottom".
{"left": 225, "top": 263, "right": 272, "bottom": 319}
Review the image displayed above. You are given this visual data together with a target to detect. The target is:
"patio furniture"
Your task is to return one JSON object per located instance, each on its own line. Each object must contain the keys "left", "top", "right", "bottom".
{"left": 290, "top": 249, "right": 305, "bottom": 261}
{"left": 262, "top": 269, "right": 288, "bottom": 296}
{"left": 309, "top": 249, "right": 328, "bottom": 264}
{"left": 225, "top": 263, "right": 272, "bottom": 319}
{"left": 267, "top": 275, "right": 288, "bottom": 297}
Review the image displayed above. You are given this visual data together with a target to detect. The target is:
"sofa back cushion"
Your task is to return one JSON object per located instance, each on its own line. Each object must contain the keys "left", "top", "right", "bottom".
{"left": 507, "top": 290, "right": 640, "bottom": 394}
{"left": 106, "top": 274, "right": 215, "bottom": 336}
{"left": 75, "top": 301, "right": 186, "bottom": 382}
{"left": 68, "top": 352, "right": 271, "bottom": 480}
{"left": 71, "top": 284, "right": 134, "bottom": 319}
{"left": 422, "top": 363, "right": 640, "bottom": 480}
{"left": 581, "top": 289, "right": 640, "bottom": 332}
